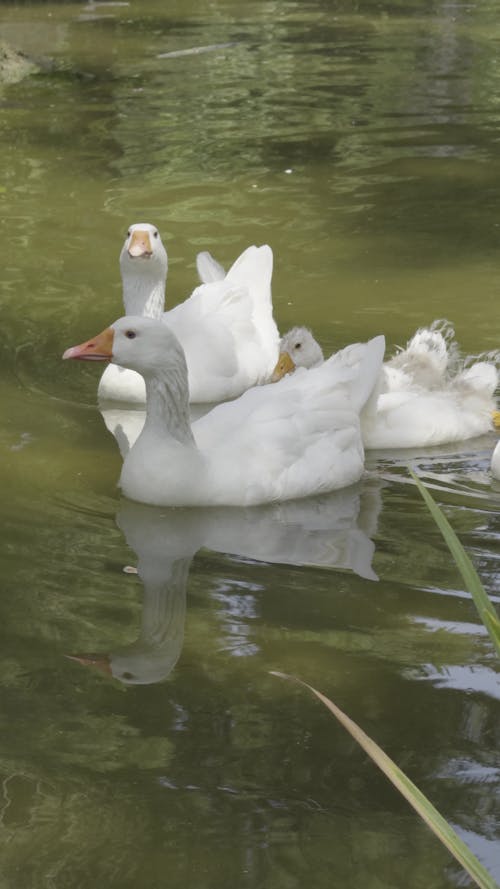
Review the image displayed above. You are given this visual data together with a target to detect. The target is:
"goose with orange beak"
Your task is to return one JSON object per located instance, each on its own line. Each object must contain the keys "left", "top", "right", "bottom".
{"left": 270, "top": 321, "right": 500, "bottom": 449}
{"left": 126, "top": 227, "right": 153, "bottom": 259}
{"left": 64, "top": 316, "right": 385, "bottom": 507}
{"left": 97, "top": 223, "right": 280, "bottom": 405}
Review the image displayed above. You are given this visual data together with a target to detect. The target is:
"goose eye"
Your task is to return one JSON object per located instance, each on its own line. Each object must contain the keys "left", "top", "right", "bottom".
{"left": 127, "top": 230, "right": 131, "bottom": 237}
{"left": 153, "top": 230, "right": 158, "bottom": 239}
{"left": 125, "top": 330, "right": 136, "bottom": 339}
{"left": 294, "top": 342, "right": 302, "bottom": 350}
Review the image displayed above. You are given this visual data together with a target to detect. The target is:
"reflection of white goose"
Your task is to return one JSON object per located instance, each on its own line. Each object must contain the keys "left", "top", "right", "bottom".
{"left": 64, "top": 317, "right": 385, "bottom": 506}
{"left": 69, "top": 504, "right": 203, "bottom": 685}
{"left": 118, "top": 479, "right": 383, "bottom": 576}
{"left": 271, "top": 322, "right": 500, "bottom": 449}
{"left": 98, "top": 223, "right": 279, "bottom": 405}
{"left": 202, "top": 482, "right": 382, "bottom": 580}
{"left": 69, "top": 478, "right": 382, "bottom": 685}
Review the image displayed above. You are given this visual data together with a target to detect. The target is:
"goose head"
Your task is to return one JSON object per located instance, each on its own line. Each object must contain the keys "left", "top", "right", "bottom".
{"left": 63, "top": 316, "right": 187, "bottom": 381}
{"left": 271, "top": 326, "right": 324, "bottom": 382}
{"left": 120, "top": 223, "right": 168, "bottom": 318}
{"left": 120, "top": 222, "right": 168, "bottom": 275}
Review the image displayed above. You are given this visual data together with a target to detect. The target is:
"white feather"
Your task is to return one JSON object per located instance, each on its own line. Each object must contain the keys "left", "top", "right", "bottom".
{"left": 98, "top": 224, "right": 280, "bottom": 405}
{"left": 196, "top": 250, "right": 226, "bottom": 283}
{"left": 95, "top": 318, "right": 386, "bottom": 507}
{"left": 272, "top": 321, "right": 500, "bottom": 449}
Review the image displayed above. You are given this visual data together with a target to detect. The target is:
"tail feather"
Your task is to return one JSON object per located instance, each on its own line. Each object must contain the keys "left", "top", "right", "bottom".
{"left": 454, "top": 362, "right": 498, "bottom": 396}
{"left": 225, "top": 245, "right": 273, "bottom": 316}
{"left": 390, "top": 330, "right": 449, "bottom": 381}
{"left": 196, "top": 251, "right": 226, "bottom": 284}
{"left": 463, "top": 348, "right": 500, "bottom": 374}
{"left": 225, "top": 244, "right": 278, "bottom": 367}
{"left": 329, "top": 335, "right": 386, "bottom": 413}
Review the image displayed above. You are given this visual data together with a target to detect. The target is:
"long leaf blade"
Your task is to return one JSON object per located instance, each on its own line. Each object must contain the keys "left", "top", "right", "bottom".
{"left": 271, "top": 672, "right": 499, "bottom": 889}
{"left": 409, "top": 469, "right": 500, "bottom": 657}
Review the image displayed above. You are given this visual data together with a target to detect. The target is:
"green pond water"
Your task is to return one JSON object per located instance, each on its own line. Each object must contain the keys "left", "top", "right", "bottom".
{"left": 0, "top": 1, "right": 499, "bottom": 886}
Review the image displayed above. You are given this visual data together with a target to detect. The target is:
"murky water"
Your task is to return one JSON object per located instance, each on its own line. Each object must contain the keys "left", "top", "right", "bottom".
{"left": 0, "top": 1, "right": 499, "bottom": 886}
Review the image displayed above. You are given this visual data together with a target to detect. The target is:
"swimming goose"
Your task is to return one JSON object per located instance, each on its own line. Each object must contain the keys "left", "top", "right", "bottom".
{"left": 98, "top": 223, "right": 280, "bottom": 405}
{"left": 64, "top": 317, "right": 385, "bottom": 507}
{"left": 271, "top": 322, "right": 500, "bottom": 449}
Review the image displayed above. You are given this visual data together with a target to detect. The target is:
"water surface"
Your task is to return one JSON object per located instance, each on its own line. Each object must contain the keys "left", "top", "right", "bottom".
{"left": 0, "top": 1, "right": 499, "bottom": 887}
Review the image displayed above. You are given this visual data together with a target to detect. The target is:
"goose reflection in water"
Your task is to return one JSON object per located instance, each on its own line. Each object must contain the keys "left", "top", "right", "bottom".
{"left": 68, "top": 476, "right": 382, "bottom": 686}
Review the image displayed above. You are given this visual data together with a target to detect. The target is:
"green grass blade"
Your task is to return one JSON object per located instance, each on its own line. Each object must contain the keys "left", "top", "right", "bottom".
{"left": 271, "top": 672, "right": 499, "bottom": 889}
{"left": 409, "top": 469, "right": 500, "bottom": 658}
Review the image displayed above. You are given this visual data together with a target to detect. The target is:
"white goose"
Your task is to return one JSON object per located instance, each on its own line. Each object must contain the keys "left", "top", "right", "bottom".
{"left": 98, "top": 223, "right": 280, "bottom": 405}
{"left": 64, "top": 317, "right": 385, "bottom": 507}
{"left": 271, "top": 322, "right": 500, "bottom": 449}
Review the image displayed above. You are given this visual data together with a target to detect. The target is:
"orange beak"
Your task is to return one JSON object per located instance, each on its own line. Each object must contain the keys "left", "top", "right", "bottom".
{"left": 62, "top": 327, "right": 114, "bottom": 361}
{"left": 66, "top": 654, "right": 113, "bottom": 677}
{"left": 127, "top": 229, "right": 152, "bottom": 258}
{"left": 271, "top": 351, "right": 296, "bottom": 383}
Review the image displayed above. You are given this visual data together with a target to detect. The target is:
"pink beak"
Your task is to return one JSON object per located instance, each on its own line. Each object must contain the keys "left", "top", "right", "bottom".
{"left": 62, "top": 327, "right": 114, "bottom": 361}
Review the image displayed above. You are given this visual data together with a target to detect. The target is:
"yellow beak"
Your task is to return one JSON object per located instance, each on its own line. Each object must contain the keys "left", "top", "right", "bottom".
{"left": 271, "top": 351, "right": 296, "bottom": 383}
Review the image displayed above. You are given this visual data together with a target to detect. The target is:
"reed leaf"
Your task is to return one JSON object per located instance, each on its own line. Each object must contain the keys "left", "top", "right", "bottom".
{"left": 409, "top": 469, "right": 500, "bottom": 658}
{"left": 271, "top": 672, "right": 499, "bottom": 889}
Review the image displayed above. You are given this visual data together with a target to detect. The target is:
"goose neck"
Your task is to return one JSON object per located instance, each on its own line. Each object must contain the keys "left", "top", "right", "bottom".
{"left": 123, "top": 273, "right": 165, "bottom": 319}
{"left": 143, "top": 368, "right": 195, "bottom": 447}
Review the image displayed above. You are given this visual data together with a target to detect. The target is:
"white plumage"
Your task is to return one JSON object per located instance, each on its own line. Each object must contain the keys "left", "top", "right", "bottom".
{"left": 271, "top": 320, "right": 500, "bottom": 449}
{"left": 491, "top": 441, "right": 500, "bottom": 480}
{"left": 64, "top": 317, "right": 385, "bottom": 508}
{"left": 98, "top": 223, "right": 280, "bottom": 404}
